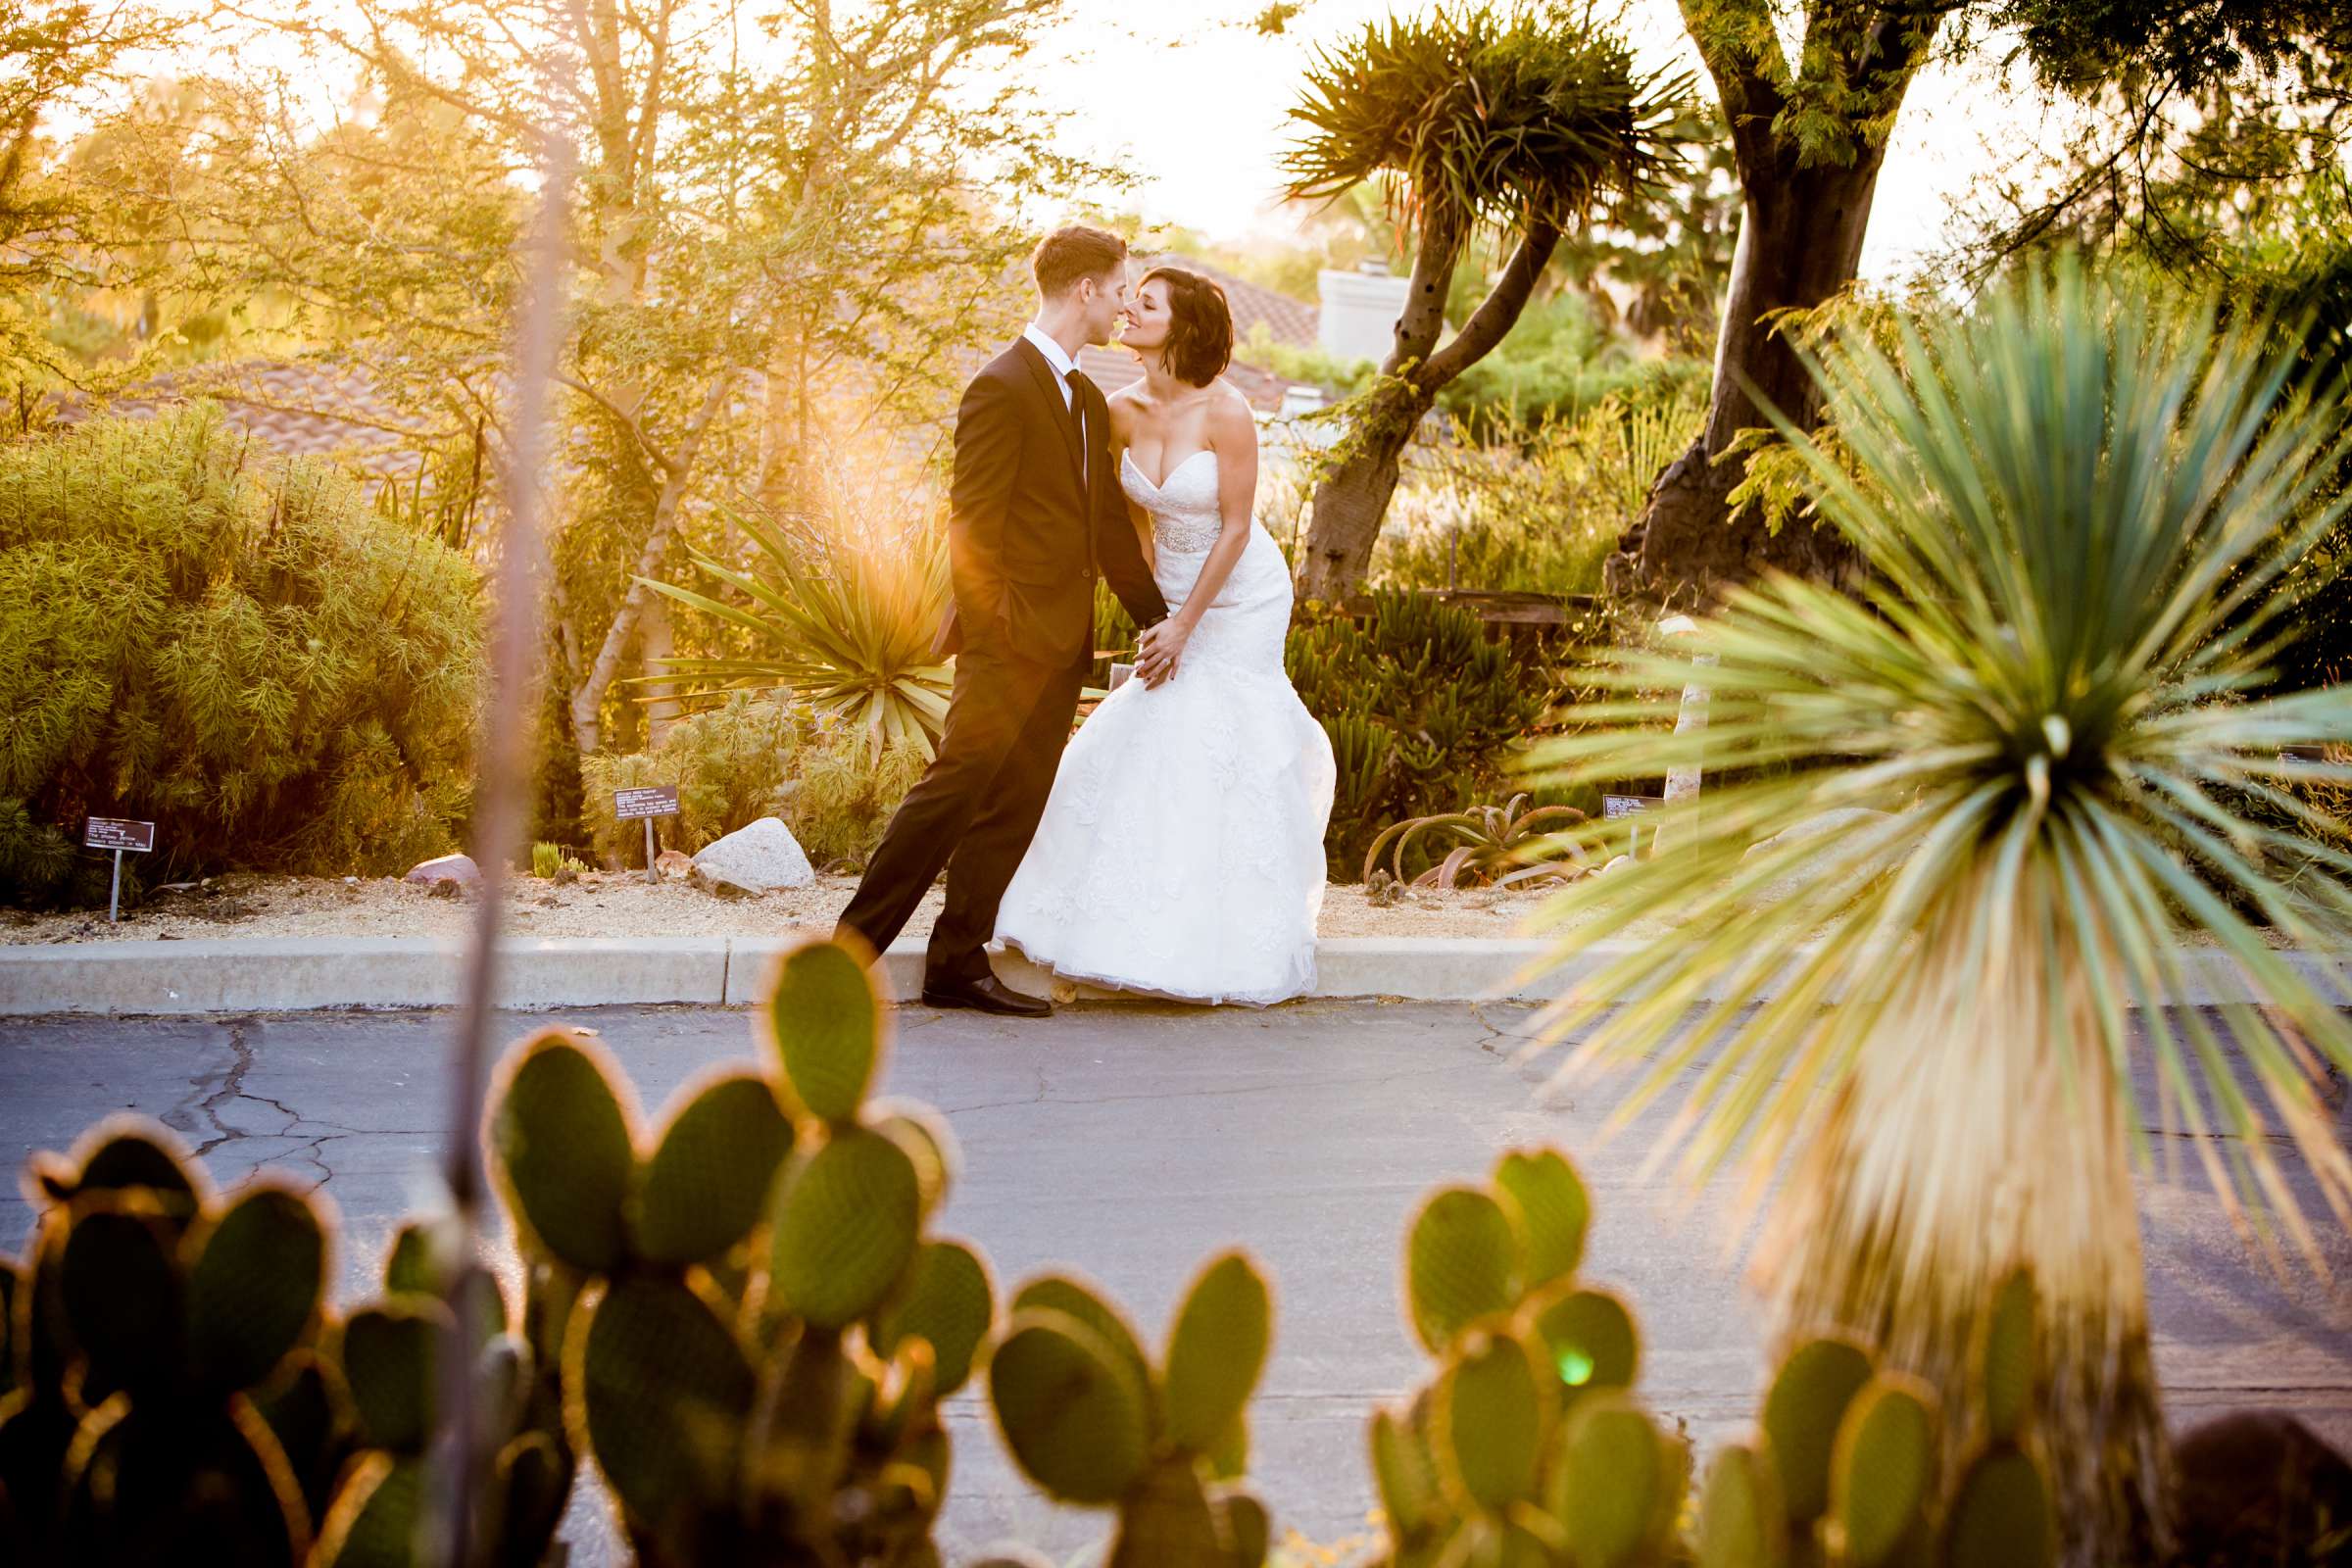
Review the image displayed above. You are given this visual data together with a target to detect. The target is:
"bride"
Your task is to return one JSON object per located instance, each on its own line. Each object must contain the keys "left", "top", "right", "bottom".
{"left": 994, "top": 266, "right": 1336, "bottom": 1004}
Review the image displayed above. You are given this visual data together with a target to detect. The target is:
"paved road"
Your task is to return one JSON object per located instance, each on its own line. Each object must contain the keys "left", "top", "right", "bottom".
{"left": 1, "top": 1001, "right": 2347, "bottom": 1564}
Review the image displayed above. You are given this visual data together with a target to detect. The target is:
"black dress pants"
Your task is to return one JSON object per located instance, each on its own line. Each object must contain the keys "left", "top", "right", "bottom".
{"left": 835, "top": 640, "right": 1087, "bottom": 985}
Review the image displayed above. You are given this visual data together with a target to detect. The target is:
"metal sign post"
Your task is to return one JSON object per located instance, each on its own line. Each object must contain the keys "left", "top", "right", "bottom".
{"left": 612, "top": 785, "right": 683, "bottom": 883}
{"left": 84, "top": 818, "right": 157, "bottom": 923}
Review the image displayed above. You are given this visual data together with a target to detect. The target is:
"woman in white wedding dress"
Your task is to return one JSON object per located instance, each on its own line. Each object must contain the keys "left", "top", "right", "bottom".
{"left": 995, "top": 266, "right": 1336, "bottom": 1004}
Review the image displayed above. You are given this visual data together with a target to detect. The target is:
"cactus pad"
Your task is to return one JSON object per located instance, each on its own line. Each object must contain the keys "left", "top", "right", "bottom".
{"left": 768, "top": 1128, "right": 922, "bottom": 1329}
{"left": 488, "top": 1032, "right": 637, "bottom": 1273}
{"left": 1525, "top": 1284, "right": 1639, "bottom": 1398}
{"left": 632, "top": 1073, "right": 793, "bottom": 1266}
{"left": 1829, "top": 1376, "right": 1938, "bottom": 1568}
{"left": 872, "top": 1239, "right": 995, "bottom": 1395}
{"left": 59, "top": 1203, "right": 183, "bottom": 1392}
{"left": 868, "top": 1101, "right": 960, "bottom": 1215}
{"left": 985, "top": 1308, "right": 1152, "bottom": 1505}
{"left": 1977, "top": 1269, "right": 2035, "bottom": 1444}
{"left": 1432, "top": 1329, "right": 1547, "bottom": 1512}
{"left": 1106, "top": 1455, "right": 1227, "bottom": 1568}
{"left": 1696, "top": 1443, "right": 1787, "bottom": 1568}
{"left": 1405, "top": 1187, "right": 1520, "bottom": 1354}
{"left": 1217, "top": 1484, "right": 1271, "bottom": 1568}
{"left": 341, "top": 1298, "right": 447, "bottom": 1453}
{"left": 1369, "top": 1404, "right": 1442, "bottom": 1541}
{"left": 1942, "top": 1444, "right": 2055, "bottom": 1568}
{"left": 1492, "top": 1150, "right": 1588, "bottom": 1289}
{"left": 186, "top": 1185, "right": 325, "bottom": 1395}
{"left": 312, "top": 1450, "right": 420, "bottom": 1568}
{"left": 1162, "top": 1250, "right": 1272, "bottom": 1455}
{"left": 50, "top": 1119, "right": 204, "bottom": 1221}
{"left": 1009, "top": 1274, "right": 1157, "bottom": 1417}
{"left": 1760, "top": 1336, "right": 1873, "bottom": 1525}
{"left": 1549, "top": 1395, "right": 1669, "bottom": 1568}
{"left": 762, "top": 940, "right": 884, "bottom": 1122}
{"left": 573, "top": 1275, "right": 758, "bottom": 1540}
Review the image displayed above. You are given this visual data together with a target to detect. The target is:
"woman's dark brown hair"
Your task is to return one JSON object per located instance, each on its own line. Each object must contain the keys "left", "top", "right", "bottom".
{"left": 1141, "top": 266, "right": 1234, "bottom": 387}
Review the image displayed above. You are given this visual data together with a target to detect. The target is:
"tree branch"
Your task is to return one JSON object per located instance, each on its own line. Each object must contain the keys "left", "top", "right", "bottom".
{"left": 1422, "top": 219, "right": 1564, "bottom": 387}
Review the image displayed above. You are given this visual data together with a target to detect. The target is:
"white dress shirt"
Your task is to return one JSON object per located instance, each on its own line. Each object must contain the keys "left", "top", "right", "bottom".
{"left": 1022, "top": 322, "right": 1078, "bottom": 408}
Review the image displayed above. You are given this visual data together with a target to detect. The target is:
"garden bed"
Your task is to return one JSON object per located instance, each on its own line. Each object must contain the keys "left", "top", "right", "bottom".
{"left": 3, "top": 870, "right": 1572, "bottom": 946}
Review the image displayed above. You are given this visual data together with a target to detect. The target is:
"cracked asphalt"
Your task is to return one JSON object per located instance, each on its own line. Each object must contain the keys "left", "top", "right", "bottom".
{"left": 2, "top": 1000, "right": 2348, "bottom": 1563}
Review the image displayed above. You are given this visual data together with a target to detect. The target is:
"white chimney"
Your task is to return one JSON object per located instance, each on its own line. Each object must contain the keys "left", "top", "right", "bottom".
{"left": 1317, "top": 268, "right": 1412, "bottom": 367}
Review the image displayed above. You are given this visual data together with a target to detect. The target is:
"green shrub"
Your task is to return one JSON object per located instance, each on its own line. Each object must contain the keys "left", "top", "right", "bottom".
{"left": 1286, "top": 593, "right": 1556, "bottom": 878}
{"left": 1369, "top": 392, "right": 1704, "bottom": 598}
{"left": 0, "top": 407, "right": 483, "bottom": 906}
{"left": 579, "top": 694, "right": 923, "bottom": 871}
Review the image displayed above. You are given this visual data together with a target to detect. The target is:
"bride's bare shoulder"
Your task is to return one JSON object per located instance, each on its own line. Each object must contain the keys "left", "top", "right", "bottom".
{"left": 1205, "top": 382, "right": 1257, "bottom": 444}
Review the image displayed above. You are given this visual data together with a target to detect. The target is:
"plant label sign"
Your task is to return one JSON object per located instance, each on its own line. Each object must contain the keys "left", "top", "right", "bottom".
{"left": 1602, "top": 795, "right": 1661, "bottom": 819}
{"left": 85, "top": 817, "right": 156, "bottom": 853}
{"left": 613, "top": 785, "right": 681, "bottom": 821}
{"left": 85, "top": 817, "right": 156, "bottom": 924}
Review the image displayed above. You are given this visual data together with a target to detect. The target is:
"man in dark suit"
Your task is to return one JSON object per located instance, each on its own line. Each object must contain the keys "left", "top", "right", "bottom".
{"left": 836, "top": 225, "right": 1177, "bottom": 1014}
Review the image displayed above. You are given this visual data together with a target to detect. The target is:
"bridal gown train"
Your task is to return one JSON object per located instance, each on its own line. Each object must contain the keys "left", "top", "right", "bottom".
{"left": 994, "top": 448, "right": 1336, "bottom": 1004}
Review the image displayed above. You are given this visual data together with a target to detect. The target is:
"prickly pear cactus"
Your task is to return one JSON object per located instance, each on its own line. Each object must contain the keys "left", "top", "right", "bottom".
{"left": 1691, "top": 1267, "right": 2059, "bottom": 1568}
{"left": 481, "top": 937, "right": 995, "bottom": 1568}
{"left": 0, "top": 1117, "right": 327, "bottom": 1568}
{"left": 1367, "top": 1146, "right": 1679, "bottom": 1568}
{"left": 986, "top": 1248, "right": 1277, "bottom": 1568}
{"left": 311, "top": 1217, "right": 573, "bottom": 1568}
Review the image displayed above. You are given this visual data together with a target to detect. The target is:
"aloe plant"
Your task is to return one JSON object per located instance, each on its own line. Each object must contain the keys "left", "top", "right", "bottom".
{"left": 1360, "top": 794, "right": 1588, "bottom": 888}
{"left": 1518, "top": 259, "right": 2352, "bottom": 1562}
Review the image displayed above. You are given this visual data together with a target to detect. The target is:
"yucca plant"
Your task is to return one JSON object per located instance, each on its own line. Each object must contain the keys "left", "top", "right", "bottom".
{"left": 1517, "top": 259, "right": 2352, "bottom": 1565}
{"left": 1280, "top": 3, "right": 1685, "bottom": 600}
{"left": 638, "top": 505, "right": 953, "bottom": 759}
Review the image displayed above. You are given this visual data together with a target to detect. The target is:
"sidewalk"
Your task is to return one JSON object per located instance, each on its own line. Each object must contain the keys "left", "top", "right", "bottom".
{"left": 2, "top": 933, "right": 2345, "bottom": 1014}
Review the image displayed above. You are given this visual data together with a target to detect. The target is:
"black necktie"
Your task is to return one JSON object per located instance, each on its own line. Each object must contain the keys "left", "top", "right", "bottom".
{"left": 1064, "top": 368, "right": 1088, "bottom": 487}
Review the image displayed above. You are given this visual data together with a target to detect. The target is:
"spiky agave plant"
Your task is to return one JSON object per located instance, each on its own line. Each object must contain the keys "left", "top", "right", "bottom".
{"left": 638, "top": 504, "right": 953, "bottom": 759}
{"left": 1518, "top": 259, "right": 2352, "bottom": 1565}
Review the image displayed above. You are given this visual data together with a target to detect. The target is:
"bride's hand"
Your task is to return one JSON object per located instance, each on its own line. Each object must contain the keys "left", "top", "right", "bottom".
{"left": 1137, "top": 617, "right": 1190, "bottom": 685}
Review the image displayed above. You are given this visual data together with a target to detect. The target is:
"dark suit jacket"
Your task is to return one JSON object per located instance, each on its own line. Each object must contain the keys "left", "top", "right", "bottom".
{"left": 935, "top": 338, "right": 1169, "bottom": 666}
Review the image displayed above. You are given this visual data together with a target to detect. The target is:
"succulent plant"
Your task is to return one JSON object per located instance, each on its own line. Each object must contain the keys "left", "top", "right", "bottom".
{"left": 310, "top": 1217, "right": 573, "bottom": 1568}
{"left": 1366, "top": 1145, "right": 1682, "bottom": 1568}
{"left": 0, "top": 1118, "right": 327, "bottom": 1566}
{"left": 1693, "top": 1268, "right": 2058, "bottom": 1568}
{"left": 987, "top": 1250, "right": 1276, "bottom": 1568}
{"left": 1360, "top": 795, "right": 1589, "bottom": 889}
{"left": 483, "top": 936, "right": 996, "bottom": 1568}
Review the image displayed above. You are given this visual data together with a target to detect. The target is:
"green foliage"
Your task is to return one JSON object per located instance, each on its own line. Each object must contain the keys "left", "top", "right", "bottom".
{"left": 1370, "top": 391, "right": 1705, "bottom": 598}
{"left": 1435, "top": 293, "right": 1706, "bottom": 440}
{"left": 1283, "top": 6, "right": 1683, "bottom": 252}
{"left": 0, "top": 408, "right": 482, "bottom": 906}
{"left": 0, "top": 1120, "right": 568, "bottom": 1568}
{"left": 988, "top": 1250, "right": 1277, "bottom": 1568}
{"left": 1286, "top": 593, "right": 1556, "bottom": 878}
{"left": 577, "top": 693, "right": 924, "bottom": 871}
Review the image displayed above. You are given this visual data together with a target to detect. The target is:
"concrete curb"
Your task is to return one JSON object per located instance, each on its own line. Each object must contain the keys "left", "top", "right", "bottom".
{"left": 3, "top": 935, "right": 2347, "bottom": 1016}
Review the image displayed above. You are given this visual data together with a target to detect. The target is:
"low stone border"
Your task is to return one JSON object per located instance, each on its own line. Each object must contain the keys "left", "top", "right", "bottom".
{"left": 2, "top": 936, "right": 2346, "bottom": 1016}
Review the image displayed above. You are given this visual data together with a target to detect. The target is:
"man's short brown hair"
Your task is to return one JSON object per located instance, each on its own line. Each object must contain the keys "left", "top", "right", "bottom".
{"left": 1032, "top": 224, "right": 1128, "bottom": 299}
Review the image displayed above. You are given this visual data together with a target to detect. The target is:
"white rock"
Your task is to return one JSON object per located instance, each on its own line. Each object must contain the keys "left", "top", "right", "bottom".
{"left": 690, "top": 816, "right": 814, "bottom": 894}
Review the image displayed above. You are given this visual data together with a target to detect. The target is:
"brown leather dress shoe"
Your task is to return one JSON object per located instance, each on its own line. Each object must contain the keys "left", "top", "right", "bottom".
{"left": 917, "top": 973, "right": 1053, "bottom": 1017}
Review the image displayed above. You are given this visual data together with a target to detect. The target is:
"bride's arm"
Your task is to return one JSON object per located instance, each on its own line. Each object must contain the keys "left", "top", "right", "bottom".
{"left": 1152, "top": 392, "right": 1258, "bottom": 654}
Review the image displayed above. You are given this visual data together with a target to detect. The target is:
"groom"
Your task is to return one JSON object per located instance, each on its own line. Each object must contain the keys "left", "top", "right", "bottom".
{"left": 836, "top": 224, "right": 1178, "bottom": 1015}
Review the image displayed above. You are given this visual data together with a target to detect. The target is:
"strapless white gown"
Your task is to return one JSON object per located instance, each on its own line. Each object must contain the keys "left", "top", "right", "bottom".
{"left": 995, "top": 448, "right": 1336, "bottom": 1004}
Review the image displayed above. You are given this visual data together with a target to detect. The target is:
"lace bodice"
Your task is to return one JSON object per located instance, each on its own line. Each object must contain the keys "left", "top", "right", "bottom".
{"left": 1121, "top": 449, "right": 1224, "bottom": 554}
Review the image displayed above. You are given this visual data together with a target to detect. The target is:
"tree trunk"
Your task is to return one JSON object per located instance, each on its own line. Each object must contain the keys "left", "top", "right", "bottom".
{"left": 1295, "top": 220, "right": 1557, "bottom": 603}
{"left": 1606, "top": 155, "right": 1887, "bottom": 605}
